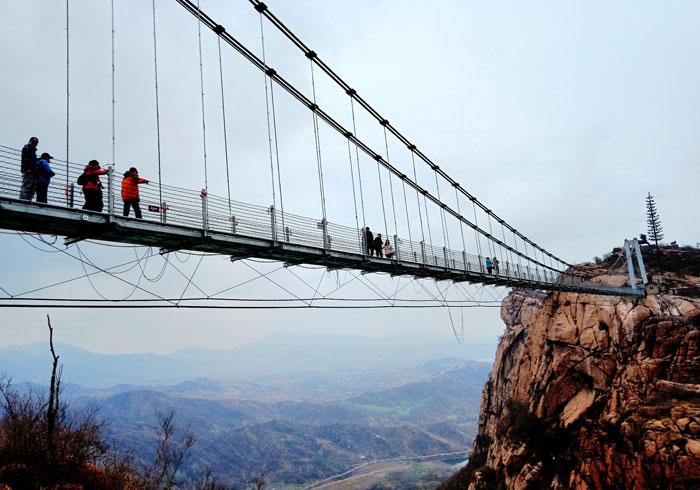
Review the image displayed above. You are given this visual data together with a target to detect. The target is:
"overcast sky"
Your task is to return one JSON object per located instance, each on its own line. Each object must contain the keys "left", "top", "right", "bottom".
{"left": 0, "top": 0, "right": 698, "bottom": 355}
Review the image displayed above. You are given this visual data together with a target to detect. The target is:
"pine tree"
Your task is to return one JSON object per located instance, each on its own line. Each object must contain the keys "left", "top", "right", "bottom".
{"left": 646, "top": 192, "right": 663, "bottom": 255}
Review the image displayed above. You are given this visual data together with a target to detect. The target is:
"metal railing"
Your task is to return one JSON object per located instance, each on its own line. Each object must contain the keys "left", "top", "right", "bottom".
{"left": 0, "top": 145, "right": 639, "bottom": 296}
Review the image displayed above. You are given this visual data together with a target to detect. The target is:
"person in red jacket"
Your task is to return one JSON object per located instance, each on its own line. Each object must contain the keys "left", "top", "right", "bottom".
{"left": 81, "top": 160, "right": 109, "bottom": 212}
{"left": 121, "top": 167, "right": 149, "bottom": 218}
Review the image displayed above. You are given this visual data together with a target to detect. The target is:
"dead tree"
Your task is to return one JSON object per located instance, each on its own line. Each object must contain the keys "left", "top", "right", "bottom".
{"left": 150, "top": 411, "right": 196, "bottom": 489}
{"left": 46, "top": 314, "right": 63, "bottom": 474}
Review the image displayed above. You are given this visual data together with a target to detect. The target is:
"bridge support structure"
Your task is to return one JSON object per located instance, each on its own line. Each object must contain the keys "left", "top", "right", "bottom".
{"left": 624, "top": 238, "right": 648, "bottom": 291}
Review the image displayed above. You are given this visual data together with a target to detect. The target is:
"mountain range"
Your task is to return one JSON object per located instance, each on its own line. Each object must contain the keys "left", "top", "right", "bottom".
{"left": 0, "top": 332, "right": 491, "bottom": 487}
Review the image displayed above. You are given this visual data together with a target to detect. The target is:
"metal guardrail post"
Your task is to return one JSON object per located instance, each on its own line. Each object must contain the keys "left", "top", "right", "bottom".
{"left": 320, "top": 218, "right": 329, "bottom": 251}
{"left": 270, "top": 205, "right": 277, "bottom": 243}
{"left": 230, "top": 215, "right": 237, "bottom": 234}
{"left": 201, "top": 189, "right": 209, "bottom": 232}
{"left": 462, "top": 251, "right": 468, "bottom": 271}
{"left": 67, "top": 184, "right": 74, "bottom": 208}
{"left": 443, "top": 247, "right": 448, "bottom": 269}
{"left": 478, "top": 255, "right": 484, "bottom": 273}
{"left": 394, "top": 234, "right": 399, "bottom": 261}
{"left": 420, "top": 241, "right": 426, "bottom": 265}
{"left": 161, "top": 201, "right": 168, "bottom": 223}
{"left": 107, "top": 167, "right": 115, "bottom": 217}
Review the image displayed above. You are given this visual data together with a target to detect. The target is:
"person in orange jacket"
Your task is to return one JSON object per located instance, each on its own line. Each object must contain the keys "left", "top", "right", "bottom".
{"left": 80, "top": 160, "right": 110, "bottom": 212}
{"left": 121, "top": 167, "right": 149, "bottom": 218}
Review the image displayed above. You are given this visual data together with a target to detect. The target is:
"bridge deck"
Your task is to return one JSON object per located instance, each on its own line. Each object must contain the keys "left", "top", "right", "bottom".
{"left": 0, "top": 197, "right": 641, "bottom": 297}
{"left": 0, "top": 145, "right": 642, "bottom": 297}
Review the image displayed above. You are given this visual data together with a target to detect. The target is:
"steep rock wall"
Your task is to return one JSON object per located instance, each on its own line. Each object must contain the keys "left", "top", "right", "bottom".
{"left": 441, "top": 248, "right": 700, "bottom": 489}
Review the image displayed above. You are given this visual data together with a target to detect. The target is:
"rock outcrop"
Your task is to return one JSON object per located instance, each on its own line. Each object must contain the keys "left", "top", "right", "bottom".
{"left": 440, "top": 247, "right": 700, "bottom": 489}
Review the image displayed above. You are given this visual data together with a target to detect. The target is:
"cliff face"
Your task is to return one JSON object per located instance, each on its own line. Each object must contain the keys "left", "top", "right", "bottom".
{"left": 441, "top": 247, "right": 700, "bottom": 490}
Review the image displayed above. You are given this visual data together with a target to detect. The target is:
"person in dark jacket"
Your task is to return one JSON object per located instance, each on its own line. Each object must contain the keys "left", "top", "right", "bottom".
{"left": 81, "top": 160, "right": 109, "bottom": 212}
{"left": 35, "top": 153, "right": 56, "bottom": 204}
{"left": 19, "top": 137, "right": 39, "bottom": 200}
{"left": 121, "top": 167, "right": 149, "bottom": 218}
{"left": 364, "top": 227, "right": 374, "bottom": 256}
{"left": 374, "top": 233, "right": 384, "bottom": 258}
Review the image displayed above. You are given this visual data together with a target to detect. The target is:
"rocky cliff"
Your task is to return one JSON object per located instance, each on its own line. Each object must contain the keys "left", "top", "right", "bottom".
{"left": 440, "top": 247, "right": 700, "bottom": 489}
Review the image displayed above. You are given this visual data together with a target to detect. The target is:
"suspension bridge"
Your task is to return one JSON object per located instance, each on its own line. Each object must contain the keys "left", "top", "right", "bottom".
{"left": 0, "top": 0, "right": 644, "bottom": 304}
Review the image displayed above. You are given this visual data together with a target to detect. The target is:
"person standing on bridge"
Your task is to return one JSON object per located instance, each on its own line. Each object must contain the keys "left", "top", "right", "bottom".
{"left": 374, "top": 233, "right": 384, "bottom": 258}
{"left": 493, "top": 257, "right": 500, "bottom": 275}
{"left": 121, "top": 167, "right": 149, "bottom": 219}
{"left": 364, "top": 227, "right": 374, "bottom": 256}
{"left": 35, "top": 153, "right": 56, "bottom": 204}
{"left": 485, "top": 256, "right": 493, "bottom": 274}
{"left": 19, "top": 136, "right": 39, "bottom": 200}
{"left": 80, "top": 160, "right": 109, "bottom": 212}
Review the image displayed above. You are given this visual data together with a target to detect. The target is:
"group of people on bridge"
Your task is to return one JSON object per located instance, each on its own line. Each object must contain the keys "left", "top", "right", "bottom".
{"left": 363, "top": 226, "right": 394, "bottom": 259}
{"left": 18, "top": 138, "right": 505, "bottom": 274}
{"left": 19, "top": 137, "right": 149, "bottom": 218}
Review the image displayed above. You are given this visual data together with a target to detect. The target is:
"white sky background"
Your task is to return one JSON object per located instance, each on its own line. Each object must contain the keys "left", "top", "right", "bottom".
{"left": 0, "top": 0, "right": 698, "bottom": 355}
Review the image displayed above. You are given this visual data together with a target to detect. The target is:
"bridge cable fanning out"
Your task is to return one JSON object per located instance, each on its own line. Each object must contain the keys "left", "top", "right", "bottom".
{"left": 195, "top": 0, "right": 209, "bottom": 194}
{"left": 151, "top": 0, "right": 164, "bottom": 220}
{"left": 349, "top": 97, "right": 367, "bottom": 228}
{"left": 258, "top": 13, "right": 277, "bottom": 220}
{"left": 309, "top": 61, "right": 327, "bottom": 226}
{"left": 245, "top": 0, "right": 587, "bottom": 275}
{"left": 214, "top": 33, "right": 234, "bottom": 223}
{"left": 174, "top": 0, "right": 573, "bottom": 277}
{"left": 65, "top": 0, "right": 70, "bottom": 199}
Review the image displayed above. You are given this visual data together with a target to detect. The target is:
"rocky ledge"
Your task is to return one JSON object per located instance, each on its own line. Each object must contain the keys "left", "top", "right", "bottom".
{"left": 440, "top": 247, "right": 700, "bottom": 489}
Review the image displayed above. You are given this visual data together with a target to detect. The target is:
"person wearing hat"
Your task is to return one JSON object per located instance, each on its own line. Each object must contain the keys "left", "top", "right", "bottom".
{"left": 121, "top": 167, "right": 149, "bottom": 219}
{"left": 80, "top": 159, "right": 109, "bottom": 212}
{"left": 35, "top": 152, "right": 56, "bottom": 204}
{"left": 19, "top": 136, "right": 39, "bottom": 200}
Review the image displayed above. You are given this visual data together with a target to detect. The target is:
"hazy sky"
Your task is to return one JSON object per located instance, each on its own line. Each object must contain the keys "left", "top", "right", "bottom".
{"left": 0, "top": 0, "right": 698, "bottom": 355}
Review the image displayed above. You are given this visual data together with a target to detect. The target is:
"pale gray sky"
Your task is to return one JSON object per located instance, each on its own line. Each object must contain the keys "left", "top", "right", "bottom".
{"left": 0, "top": 0, "right": 698, "bottom": 354}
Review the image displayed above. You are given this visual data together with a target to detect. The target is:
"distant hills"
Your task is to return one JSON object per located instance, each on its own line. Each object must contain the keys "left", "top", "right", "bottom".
{"left": 69, "top": 362, "right": 488, "bottom": 486}
{"left": 0, "top": 332, "right": 492, "bottom": 487}
{"left": 0, "top": 331, "right": 494, "bottom": 390}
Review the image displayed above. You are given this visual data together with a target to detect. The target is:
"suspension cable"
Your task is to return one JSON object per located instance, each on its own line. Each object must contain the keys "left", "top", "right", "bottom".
{"left": 423, "top": 186, "right": 434, "bottom": 251}
{"left": 246, "top": 0, "right": 576, "bottom": 271}
{"left": 455, "top": 187, "right": 467, "bottom": 255}
{"left": 375, "top": 155, "right": 389, "bottom": 238}
{"left": 309, "top": 60, "right": 327, "bottom": 223}
{"left": 111, "top": 0, "right": 116, "bottom": 167}
{"left": 410, "top": 149, "right": 425, "bottom": 245}
{"left": 65, "top": 0, "right": 70, "bottom": 196}
{"left": 349, "top": 96, "right": 366, "bottom": 227}
{"left": 151, "top": 0, "right": 164, "bottom": 220}
{"left": 501, "top": 222, "right": 515, "bottom": 274}
{"left": 472, "top": 201, "right": 483, "bottom": 264}
{"left": 258, "top": 13, "right": 277, "bottom": 214}
{"left": 172, "top": 0, "right": 571, "bottom": 276}
{"left": 269, "top": 66, "right": 286, "bottom": 231}
{"left": 434, "top": 170, "right": 451, "bottom": 252}
{"left": 216, "top": 34, "right": 233, "bottom": 220}
{"left": 486, "top": 214, "right": 496, "bottom": 260}
{"left": 383, "top": 126, "right": 399, "bottom": 237}
{"left": 401, "top": 179, "right": 413, "bottom": 246}
{"left": 195, "top": 0, "right": 209, "bottom": 192}
{"left": 309, "top": 60, "right": 327, "bottom": 222}
{"left": 346, "top": 137, "right": 360, "bottom": 239}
